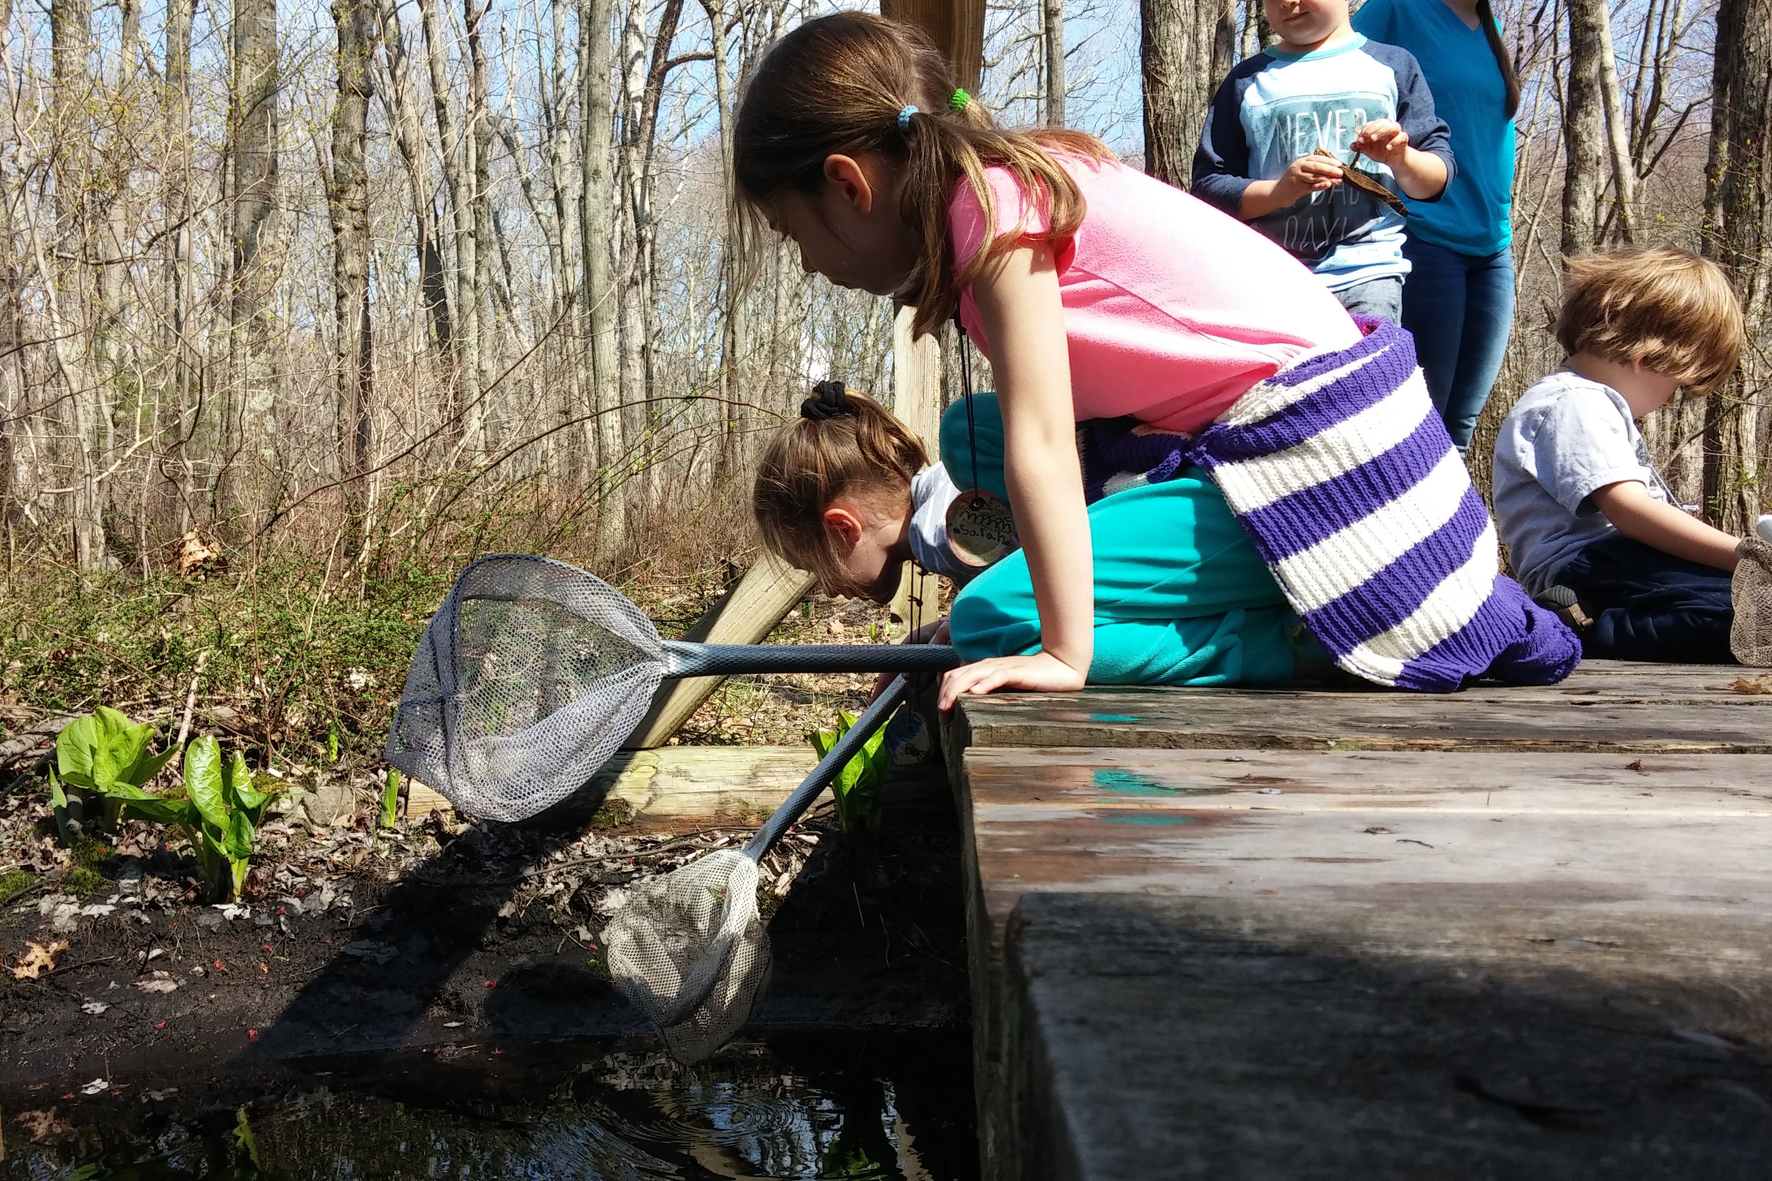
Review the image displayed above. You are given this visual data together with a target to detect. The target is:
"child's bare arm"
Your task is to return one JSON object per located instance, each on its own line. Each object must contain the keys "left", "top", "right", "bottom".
{"left": 938, "top": 239, "right": 1093, "bottom": 709}
{"left": 1350, "top": 120, "right": 1447, "bottom": 200}
{"left": 1589, "top": 480, "right": 1743, "bottom": 571}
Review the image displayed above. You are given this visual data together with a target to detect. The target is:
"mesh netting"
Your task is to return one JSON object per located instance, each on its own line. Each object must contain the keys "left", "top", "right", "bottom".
{"left": 1733, "top": 539, "right": 1772, "bottom": 667}
{"left": 386, "top": 555, "right": 667, "bottom": 822}
{"left": 605, "top": 849, "right": 773, "bottom": 1064}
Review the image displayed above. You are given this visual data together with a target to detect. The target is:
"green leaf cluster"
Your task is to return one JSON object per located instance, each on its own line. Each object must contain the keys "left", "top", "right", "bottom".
{"left": 806, "top": 711, "right": 892, "bottom": 832}
{"left": 49, "top": 706, "right": 179, "bottom": 842}
{"left": 50, "top": 708, "right": 276, "bottom": 901}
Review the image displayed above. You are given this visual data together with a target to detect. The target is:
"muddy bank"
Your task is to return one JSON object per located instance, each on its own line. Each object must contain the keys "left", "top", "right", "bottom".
{"left": 0, "top": 791, "right": 968, "bottom": 1104}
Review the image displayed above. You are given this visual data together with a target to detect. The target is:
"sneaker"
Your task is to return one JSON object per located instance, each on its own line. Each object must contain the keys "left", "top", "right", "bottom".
{"left": 1534, "top": 585, "right": 1594, "bottom": 632}
{"left": 1732, "top": 538, "right": 1772, "bottom": 666}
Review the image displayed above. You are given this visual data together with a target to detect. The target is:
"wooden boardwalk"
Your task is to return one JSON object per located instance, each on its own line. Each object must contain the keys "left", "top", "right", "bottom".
{"left": 945, "top": 661, "right": 1772, "bottom": 1180}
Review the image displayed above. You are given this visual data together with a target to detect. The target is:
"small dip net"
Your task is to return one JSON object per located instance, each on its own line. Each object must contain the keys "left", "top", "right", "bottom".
{"left": 605, "top": 849, "right": 772, "bottom": 1064}
{"left": 386, "top": 555, "right": 665, "bottom": 823}
{"left": 386, "top": 555, "right": 957, "bottom": 823}
{"left": 605, "top": 677, "right": 911, "bottom": 1064}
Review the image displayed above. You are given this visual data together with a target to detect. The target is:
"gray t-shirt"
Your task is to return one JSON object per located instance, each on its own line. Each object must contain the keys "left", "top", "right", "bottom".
{"left": 907, "top": 463, "right": 981, "bottom": 586}
{"left": 1491, "top": 369, "right": 1667, "bottom": 596}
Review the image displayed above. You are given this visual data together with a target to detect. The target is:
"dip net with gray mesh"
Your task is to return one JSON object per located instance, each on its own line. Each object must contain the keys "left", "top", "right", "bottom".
{"left": 386, "top": 554, "right": 667, "bottom": 824}
{"left": 604, "top": 849, "right": 772, "bottom": 1064}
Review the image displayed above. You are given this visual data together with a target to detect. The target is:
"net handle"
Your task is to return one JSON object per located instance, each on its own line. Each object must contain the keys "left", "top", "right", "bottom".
{"left": 660, "top": 641, "right": 959, "bottom": 677}
{"left": 744, "top": 675, "right": 911, "bottom": 859}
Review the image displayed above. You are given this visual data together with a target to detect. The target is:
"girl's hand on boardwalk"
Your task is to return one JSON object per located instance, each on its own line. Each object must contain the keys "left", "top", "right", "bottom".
{"left": 938, "top": 651, "right": 1087, "bottom": 712}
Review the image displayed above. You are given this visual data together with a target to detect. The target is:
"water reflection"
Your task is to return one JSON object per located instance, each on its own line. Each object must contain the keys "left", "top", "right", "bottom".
{"left": 2, "top": 1034, "right": 975, "bottom": 1180}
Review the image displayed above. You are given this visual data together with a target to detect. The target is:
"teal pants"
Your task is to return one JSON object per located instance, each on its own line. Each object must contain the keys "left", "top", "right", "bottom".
{"left": 941, "top": 395, "right": 1299, "bottom": 686}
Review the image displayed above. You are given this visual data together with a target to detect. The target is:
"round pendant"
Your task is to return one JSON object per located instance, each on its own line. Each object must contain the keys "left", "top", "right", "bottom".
{"left": 946, "top": 488, "right": 1018, "bottom": 568}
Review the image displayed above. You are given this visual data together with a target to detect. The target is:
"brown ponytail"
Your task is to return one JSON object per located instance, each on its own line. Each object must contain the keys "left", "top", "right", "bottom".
{"left": 754, "top": 390, "right": 929, "bottom": 593}
{"left": 1474, "top": 0, "right": 1521, "bottom": 119}
{"left": 733, "top": 12, "right": 1109, "bottom": 338}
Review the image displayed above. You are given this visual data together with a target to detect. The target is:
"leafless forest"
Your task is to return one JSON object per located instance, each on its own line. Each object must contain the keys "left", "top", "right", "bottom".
{"left": 0, "top": 0, "right": 1764, "bottom": 584}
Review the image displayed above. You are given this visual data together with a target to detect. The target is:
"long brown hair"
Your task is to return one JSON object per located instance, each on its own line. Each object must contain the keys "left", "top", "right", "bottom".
{"left": 1473, "top": 0, "right": 1521, "bottom": 119}
{"left": 733, "top": 12, "right": 1108, "bottom": 337}
{"left": 754, "top": 388, "right": 928, "bottom": 594}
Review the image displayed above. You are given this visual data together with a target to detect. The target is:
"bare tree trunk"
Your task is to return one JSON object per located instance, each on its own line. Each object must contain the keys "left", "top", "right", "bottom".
{"left": 49, "top": 0, "right": 107, "bottom": 568}
{"left": 1593, "top": 0, "right": 1637, "bottom": 242}
{"left": 330, "top": 0, "right": 375, "bottom": 548}
{"left": 1700, "top": 0, "right": 1771, "bottom": 532}
{"left": 379, "top": 0, "right": 454, "bottom": 398}
{"left": 467, "top": 0, "right": 497, "bottom": 442}
{"left": 1140, "top": 0, "right": 1235, "bottom": 190}
{"left": 165, "top": 0, "right": 197, "bottom": 531}
{"left": 1561, "top": 0, "right": 1606, "bottom": 256}
{"left": 582, "top": 0, "right": 625, "bottom": 555}
{"left": 1041, "top": 0, "right": 1064, "bottom": 126}
{"left": 612, "top": 0, "right": 687, "bottom": 515}
{"left": 421, "top": 0, "right": 482, "bottom": 449}
{"left": 700, "top": 0, "right": 745, "bottom": 483}
{"left": 226, "top": 0, "right": 280, "bottom": 526}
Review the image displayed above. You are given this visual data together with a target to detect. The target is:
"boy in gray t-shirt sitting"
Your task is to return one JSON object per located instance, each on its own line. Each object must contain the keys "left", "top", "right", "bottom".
{"left": 1491, "top": 247, "right": 1748, "bottom": 662}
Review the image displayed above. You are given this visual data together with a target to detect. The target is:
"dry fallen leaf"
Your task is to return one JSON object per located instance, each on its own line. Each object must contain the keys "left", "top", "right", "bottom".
{"left": 176, "top": 529, "right": 219, "bottom": 577}
{"left": 1729, "top": 675, "right": 1772, "bottom": 695}
{"left": 11, "top": 939, "right": 69, "bottom": 980}
{"left": 15, "top": 1108, "right": 73, "bottom": 1141}
{"left": 1312, "top": 146, "right": 1409, "bottom": 217}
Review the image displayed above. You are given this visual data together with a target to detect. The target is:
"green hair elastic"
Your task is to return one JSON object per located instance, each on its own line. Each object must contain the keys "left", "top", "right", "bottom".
{"left": 950, "top": 88, "right": 971, "bottom": 112}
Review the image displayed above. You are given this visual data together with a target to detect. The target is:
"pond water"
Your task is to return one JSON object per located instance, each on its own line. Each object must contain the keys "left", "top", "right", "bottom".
{"left": 2, "top": 1032, "right": 977, "bottom": 1180}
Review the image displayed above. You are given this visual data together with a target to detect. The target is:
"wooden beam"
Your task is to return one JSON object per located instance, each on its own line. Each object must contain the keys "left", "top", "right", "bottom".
{"left": 887, "top": 305, "right": 944, "bottom": 640}
{"left": 879, "top": 0, "right": 985, "bottom": 91}
{"left": 623, "top": 552, "right": 815, "bottom": 748}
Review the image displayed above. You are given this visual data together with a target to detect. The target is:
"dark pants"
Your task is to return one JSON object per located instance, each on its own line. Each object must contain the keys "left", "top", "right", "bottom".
{"left": 1554, "top": 534, "right": 1734, "bottom": 663}
{"left": 1335, "top": 275, "right": 1403, "bottom": 323}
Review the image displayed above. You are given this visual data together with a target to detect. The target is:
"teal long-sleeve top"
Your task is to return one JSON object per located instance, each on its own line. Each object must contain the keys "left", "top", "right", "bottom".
{"left": 1353, "top": 0, "right": 1515, "bottom": 256}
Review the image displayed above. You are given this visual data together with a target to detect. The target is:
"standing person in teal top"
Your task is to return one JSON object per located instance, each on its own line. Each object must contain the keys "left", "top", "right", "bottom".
{"left": 1353, "top": 0, "right": 1521, "bottom": 451}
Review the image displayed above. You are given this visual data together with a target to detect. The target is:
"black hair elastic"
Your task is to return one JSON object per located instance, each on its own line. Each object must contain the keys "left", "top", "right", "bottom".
{"left": 801, "top": 380, "right": 855, "bottom": 421}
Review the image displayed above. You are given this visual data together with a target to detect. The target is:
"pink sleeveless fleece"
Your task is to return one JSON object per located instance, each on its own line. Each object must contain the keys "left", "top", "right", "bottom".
{"left": 949, "top": 155, "right": 1361, "bottom": 435}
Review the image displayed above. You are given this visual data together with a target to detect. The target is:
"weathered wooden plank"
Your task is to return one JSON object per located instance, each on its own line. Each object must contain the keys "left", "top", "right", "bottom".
{"left": 957, "top": 744, "right": 1772, "bottom": 1179}
{"left": 955, "top": 687, "right": 1772, "bottom": 753}
{"left": 965, "top": 748, "right": 1772, "bottom": 814}
{"left": 1001, "top": 893, "right": 1772, "bottom": 1181}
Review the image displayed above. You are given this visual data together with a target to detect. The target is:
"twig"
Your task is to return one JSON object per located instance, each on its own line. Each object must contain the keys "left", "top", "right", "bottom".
{"left": 175, "top": 651, "right": 209, "bottom": 750}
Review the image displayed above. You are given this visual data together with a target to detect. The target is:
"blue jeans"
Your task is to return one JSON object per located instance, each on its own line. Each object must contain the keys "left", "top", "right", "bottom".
{"left": 1553, "top": 534, "right": 1734, "bottom": 663}
{"left": 1400, "top": 236, "right": 1515, "bottom": 452}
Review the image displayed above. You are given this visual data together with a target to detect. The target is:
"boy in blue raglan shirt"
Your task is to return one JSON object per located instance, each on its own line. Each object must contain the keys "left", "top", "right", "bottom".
{"left": 1192, "top": 0, "right": 1454, "bottom": 321}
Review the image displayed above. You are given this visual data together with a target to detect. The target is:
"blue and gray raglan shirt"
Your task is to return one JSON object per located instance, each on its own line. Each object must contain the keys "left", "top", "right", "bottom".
{"left": 1191, "top": 36, "right": 1454, "bottom": 291}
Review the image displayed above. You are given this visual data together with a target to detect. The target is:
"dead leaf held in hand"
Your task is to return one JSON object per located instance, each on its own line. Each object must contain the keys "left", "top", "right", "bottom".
{"left": 11, "top": 939, "right": 69, "bottom": 980}
{"left": 1312, "top": 146, "right": 1410, "bottom": 217}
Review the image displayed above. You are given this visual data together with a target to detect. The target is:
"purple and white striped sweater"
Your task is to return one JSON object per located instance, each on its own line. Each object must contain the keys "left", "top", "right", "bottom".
{"left": 1186, "top": 317, "right": 1581, "bottom": 691}
{"left": 1077, "top": 318, "right": 1580, "bottom": 690}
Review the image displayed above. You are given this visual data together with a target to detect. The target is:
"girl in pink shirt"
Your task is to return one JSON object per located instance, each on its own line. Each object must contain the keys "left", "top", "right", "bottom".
{"left": 737, "top": 13, "right": 1576, "bottom": 701}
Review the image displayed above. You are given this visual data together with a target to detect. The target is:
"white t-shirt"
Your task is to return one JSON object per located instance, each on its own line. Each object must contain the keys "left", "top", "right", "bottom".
{"left": 907, "top": 463, "right": 983, "bottom": 586}
{"left": 1491, "top": 369, "right": 1668, "bottom": 596}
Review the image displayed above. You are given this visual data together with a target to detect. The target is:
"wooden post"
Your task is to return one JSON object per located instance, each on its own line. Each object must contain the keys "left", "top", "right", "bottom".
{"left": 623, "top": 552, "right": 816, "bottom": 749}
{"left": 888, "top": 305, "right": 944, "bottom": 639}
{"left": 878, "top": 0, "right": 985, "bottom": 91}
